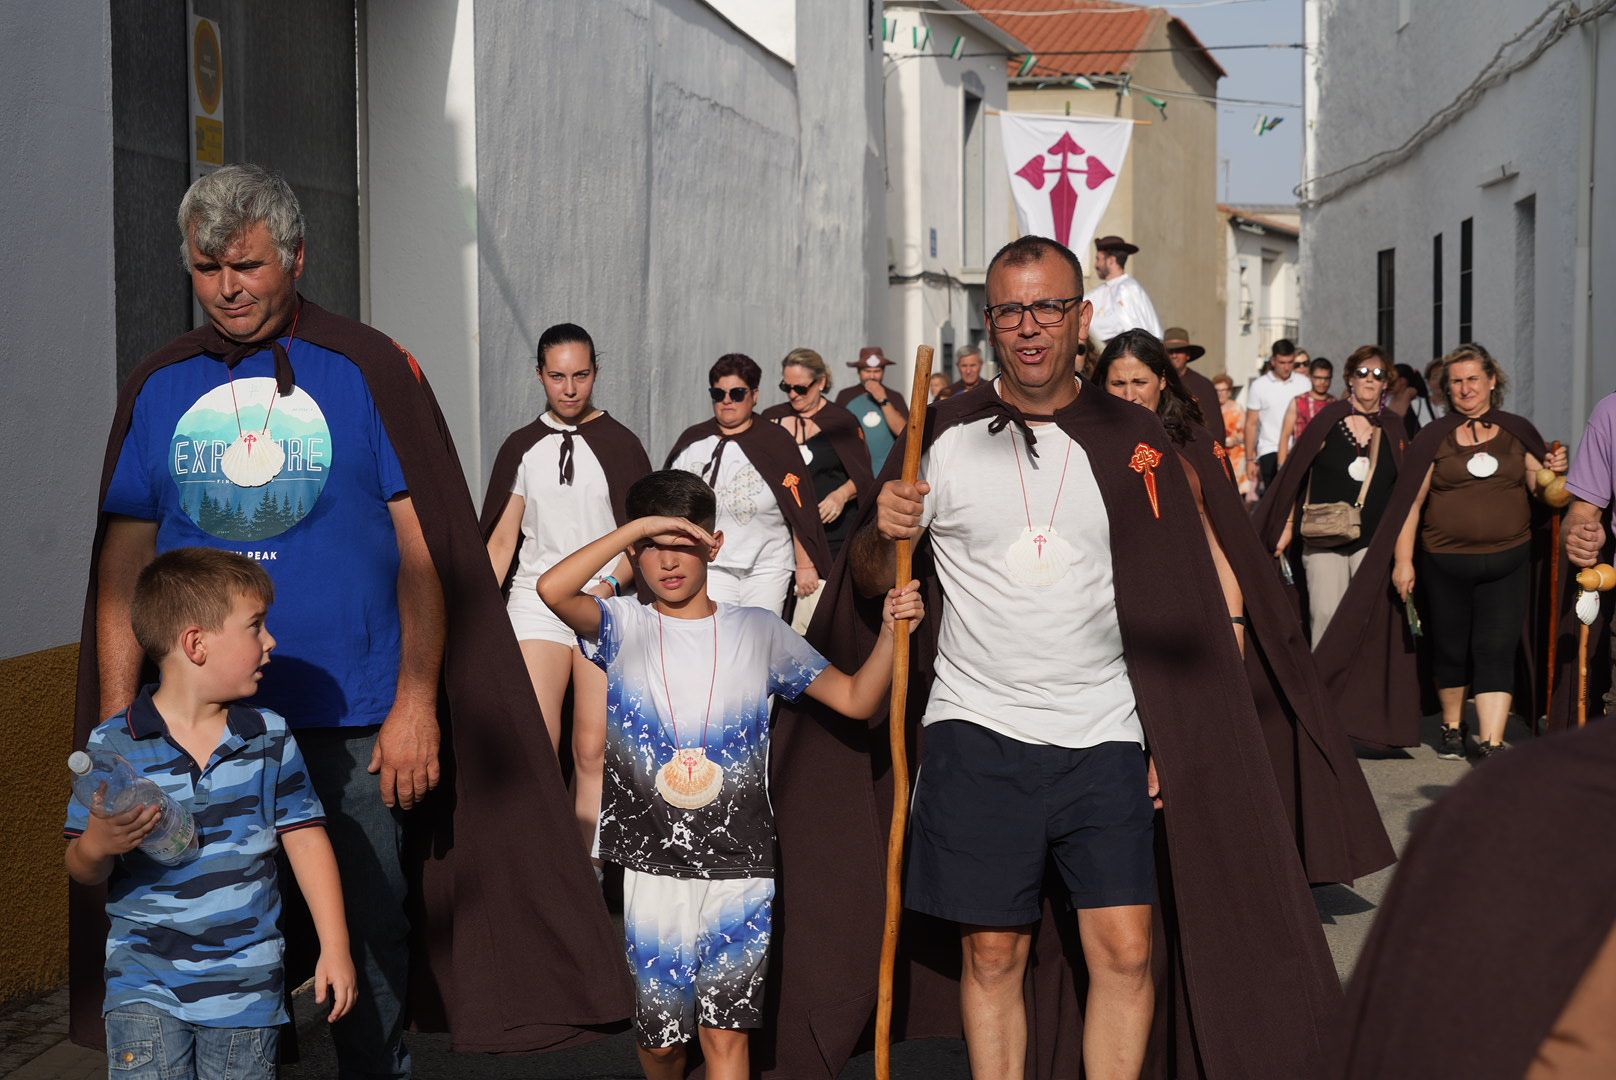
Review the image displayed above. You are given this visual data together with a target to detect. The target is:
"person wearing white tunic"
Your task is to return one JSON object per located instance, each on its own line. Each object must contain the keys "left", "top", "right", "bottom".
{"left": 486, "top": 325, "right": 636, "bottom": 860}
{"left": 1087, "top": 235, "right": 1163, "bottom": 345}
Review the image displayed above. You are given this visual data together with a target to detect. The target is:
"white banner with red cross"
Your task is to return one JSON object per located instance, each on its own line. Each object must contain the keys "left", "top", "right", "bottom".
{"left": 999, "top": 112, "right": 1132, "bottom": 257}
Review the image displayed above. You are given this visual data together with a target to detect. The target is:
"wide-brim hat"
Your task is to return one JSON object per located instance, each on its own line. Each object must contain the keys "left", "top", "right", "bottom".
{"left": 1161, "top": 327, "right": 1206, "bottom": 362}
{"left": 1094, "top": 234, "right": 1140, "bottom": 256}
{"left": 849, "top": 346, "right": 894, "bottom": 369}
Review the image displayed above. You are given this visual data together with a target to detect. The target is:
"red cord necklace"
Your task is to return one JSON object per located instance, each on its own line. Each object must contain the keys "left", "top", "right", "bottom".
{"left": 652, "top": 604, "right": 725, "bottom": 810}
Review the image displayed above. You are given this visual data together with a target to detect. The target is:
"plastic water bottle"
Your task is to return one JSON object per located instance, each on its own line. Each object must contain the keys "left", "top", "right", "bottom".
{"left": 68, "top": 750, "right": 198, "bottom": 866}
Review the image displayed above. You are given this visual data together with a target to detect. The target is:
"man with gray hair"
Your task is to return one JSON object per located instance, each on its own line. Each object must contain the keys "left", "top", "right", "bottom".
{"left": 74, "top": 164, "right": 628, "bottom": 1067}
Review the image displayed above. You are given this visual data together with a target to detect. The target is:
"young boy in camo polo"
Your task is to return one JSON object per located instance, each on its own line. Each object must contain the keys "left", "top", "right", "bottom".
{"left": 64, "top": 548, "right": 355, "bottom": 1079}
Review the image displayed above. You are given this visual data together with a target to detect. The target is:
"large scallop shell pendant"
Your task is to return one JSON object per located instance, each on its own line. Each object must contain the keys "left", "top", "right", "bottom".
{"left": 1577, "top": 589, "right": 1602, "bottom": 626}
{"left": 1467, "top": 451, "right": 1499, "bottom": 478}
{"left": 656, "top": 748, "right": 724, "bottom": 810}
{"left": 1005, "top": 526, "right": 1076, "bottom": 588}
{"left": 1347, "top": 456, "right": 1370, "bottom": 482}
{"left": 799, "top": 444, "right": 814, "bottom": 464}
{"left": 220, "top": 432, "right": 286, "bottom": 488}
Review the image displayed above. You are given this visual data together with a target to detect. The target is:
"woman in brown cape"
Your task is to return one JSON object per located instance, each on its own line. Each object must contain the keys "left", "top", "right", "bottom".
{"left": 1096, "top": 329, "right": 1393, "bottom": 886}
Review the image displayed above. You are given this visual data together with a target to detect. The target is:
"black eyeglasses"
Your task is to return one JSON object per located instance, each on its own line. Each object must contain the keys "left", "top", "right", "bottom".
{"left": 1353, "top": 367, "right": 1388, "bottom": 380}
{"left": 708, "top": 386, "right": 750, "bottom": 403}
{"left": 779, "top": 380, "right": 816, "bottom": 396}
{"left": 984, "top": 296, "right": 1081, "bottom": 330}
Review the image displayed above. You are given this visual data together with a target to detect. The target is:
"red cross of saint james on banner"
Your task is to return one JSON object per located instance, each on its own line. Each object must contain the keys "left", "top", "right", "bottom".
{"left": 1129, "top": 443, "right": 1163, "bottom": 519}
{"left": 1013, "top": 132, "right": 1117, "bottom": 247}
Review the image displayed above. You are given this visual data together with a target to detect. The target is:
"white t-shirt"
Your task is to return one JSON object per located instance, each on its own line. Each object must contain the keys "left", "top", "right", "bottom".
{"left": 918, "top": 408, "right": 1144, "bottom": 749}
{"left": 509, "top": 415, "right": 619, "bottom": 591}
{"left": 1246, "top": 370, "right": 1312, "bottom": 457}
{"left": 583, "top": 597, "right": 828, "bottom": 878}
{"left": 670, "top": 433, "right": 795, "bottom": 573}
{"left": 1088, "top": 273, "right": 1163, "bottom": 343}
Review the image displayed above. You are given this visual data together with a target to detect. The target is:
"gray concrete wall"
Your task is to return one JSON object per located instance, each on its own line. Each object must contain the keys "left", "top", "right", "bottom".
{"left": 1302, "top": 0, "right": 1615, "bottom": 438}
{"left": 471, "top": 0, "right": 883, "bottom": 483}
{"left": 0, "top": 0, "right": 118, "bottom": 656}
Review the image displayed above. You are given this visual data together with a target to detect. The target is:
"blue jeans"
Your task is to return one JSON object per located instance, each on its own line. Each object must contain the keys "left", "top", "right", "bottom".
{"left": 105, "top": 1003, "right": 277, "bottom": 1079}
{"left": 296, "top": 727, "right": 412, "bottom": 1079}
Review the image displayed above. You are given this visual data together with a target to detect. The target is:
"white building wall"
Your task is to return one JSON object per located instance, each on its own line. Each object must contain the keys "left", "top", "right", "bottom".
{"left": 1302, "top": 0, "right": 1615, "bottom": 437}
{"left": 364, "top": 0, "right": 483, "bottom": 492}
{"left": 0, "top": 2, "right": 118, "bottom": 657}
{"left": 1222, "top": 218, "right": 1300, "bottom": 390}
{"left": 884, "top": 8, "right": 1016, "bottom": 395}
{"left": 468, "top": 0, "right": 882, "bottom": 482}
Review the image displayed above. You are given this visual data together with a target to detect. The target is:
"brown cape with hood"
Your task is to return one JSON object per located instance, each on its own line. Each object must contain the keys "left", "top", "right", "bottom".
{"left": 760, "top": 399, "right": 877, "bottom": 510}
{"left": 477, "top": 410, "right": 653, "bottom": 576}
{"left": 71, "top": 299, "right": 631, "bottom": 1050}
{"left": 1177, "top": 424, "right": 1394, "bottom": 884}
{"left": 1266, "top": 409, "right": 1548, "bottom": 748}
{"left": 760, "top": 383, "right": 1342, "bottom": 1079}
{"left": 663, "top": 417, "right": 832, "bottom": 579}
{"left": 1176, "top": 365, "right": 1224, "bottom": 440}
{"left": 834, "top": 382, "right": 910, "bottom": 421}
{"left": 1334, "top": 717, "right": 1616, "bottom": 1078}
{"left": 1254, "top": 399, "right": 1408, "bottom": 639}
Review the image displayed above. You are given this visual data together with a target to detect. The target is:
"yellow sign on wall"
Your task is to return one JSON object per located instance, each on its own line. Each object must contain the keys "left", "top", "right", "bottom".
{"left": 187, "top": 9, "right": 224, "bottom": 180}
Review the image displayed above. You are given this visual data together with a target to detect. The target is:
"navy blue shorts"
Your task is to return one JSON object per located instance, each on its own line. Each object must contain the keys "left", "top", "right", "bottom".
{"left": 905, "top": 721, "right": 1156, "bottom": 926}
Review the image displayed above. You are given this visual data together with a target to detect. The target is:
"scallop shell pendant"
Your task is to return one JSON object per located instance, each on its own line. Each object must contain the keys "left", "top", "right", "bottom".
{"left": 220, "top": 432, "right": 285, "bottom": 488}
{"left": 1577, "top": 589, "right": 1602, "bottom": 626}
{"left": 1347, "top": 456, "right": 1370, "bottom": 482}
{"left": 799, "top": 444, "right": 814, "bottom": 464}
{"left": 655, "top": 748, "right": 724, "bottom": 810}
{"left": 862, "top": 410, "right": 882, "bottom": 428}
{"left": 1005, "top": 525, "right": 1076, "bottom": 588}
{"left": 1467, "top": 451, "right": 1499, "bottom": 478}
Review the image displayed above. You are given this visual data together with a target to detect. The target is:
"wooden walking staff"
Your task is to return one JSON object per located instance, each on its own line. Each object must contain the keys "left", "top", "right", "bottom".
{"left": 1539, "top": 441, "right": 1571, "bottom": 724}
{"left": 1574, "top": 563, "right": 1616, "bottom": 726}
{"left": 875, "top": 343, "right": 933, "bottom": 1080}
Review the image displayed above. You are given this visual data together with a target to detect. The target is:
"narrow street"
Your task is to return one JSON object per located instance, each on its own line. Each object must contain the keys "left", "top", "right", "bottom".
{"left": 5, "top": 711, "right": 1517, "bottom": 1080}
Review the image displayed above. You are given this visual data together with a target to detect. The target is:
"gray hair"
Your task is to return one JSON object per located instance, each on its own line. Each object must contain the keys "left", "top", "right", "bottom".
{"left": 177, "top": 164, "right": 305, "bottom": 271}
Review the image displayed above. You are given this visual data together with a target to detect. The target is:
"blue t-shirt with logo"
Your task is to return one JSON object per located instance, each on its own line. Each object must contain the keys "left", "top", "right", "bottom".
{"left": 103, "top": 340, "right": 408, "bottom": 728}
{"left": 63, "top": 690, "right": 325, "bottom": 1026}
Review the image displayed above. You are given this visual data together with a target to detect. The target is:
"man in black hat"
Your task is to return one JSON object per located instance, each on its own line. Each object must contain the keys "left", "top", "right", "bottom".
{"left": 835, "top": 346, "right": 908, "bottom": 469}
{"left": 1089, "top": 235, "right": 1162, "bottom": 344}
{"left": 1163, "top": 326, "right": 1224, "bottom": 438}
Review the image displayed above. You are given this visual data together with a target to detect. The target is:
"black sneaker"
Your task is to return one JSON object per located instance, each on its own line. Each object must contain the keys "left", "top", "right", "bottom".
{"left": 1474, "top": 740, "right": 1507, "bottom": 760}
{"left": 1437, "top": 724, "right": 1467, "bottom": 760}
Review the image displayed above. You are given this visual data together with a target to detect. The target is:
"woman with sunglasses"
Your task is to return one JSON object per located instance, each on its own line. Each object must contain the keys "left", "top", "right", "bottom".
{"left": 664, "top": 353, "right": 831, "bottom": 616}
{"left": 1259, "top": 348, "right": 1405, "bottom": 645}
{"left": 1096, "top": 329, "right": 1392, "bottom": 885}
{"left": 762, "top": 349, "right": 875, "bottom": 566}
{"left": 481, "top": 323, "right": 653, "bottom": 860}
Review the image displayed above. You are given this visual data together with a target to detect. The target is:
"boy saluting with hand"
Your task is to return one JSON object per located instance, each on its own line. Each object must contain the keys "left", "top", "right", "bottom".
{"left": 540, "top": 470, "right": 921, "bottom": 1080}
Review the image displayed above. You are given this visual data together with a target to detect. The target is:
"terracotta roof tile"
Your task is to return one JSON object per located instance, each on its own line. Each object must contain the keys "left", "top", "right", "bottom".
{"left": 962, "top": 0, "right": 1225, "bottom": 81}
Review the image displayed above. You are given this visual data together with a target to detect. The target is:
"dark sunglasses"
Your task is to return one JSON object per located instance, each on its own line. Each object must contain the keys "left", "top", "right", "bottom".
{"left": 708, "top": 386, "right": 750, "bottom": 403}
{"left": 779, "top": 380, "right": 816, "bottom": 396}
{"left": 1353, "top": 367, "right": 1388, "bottom": 380}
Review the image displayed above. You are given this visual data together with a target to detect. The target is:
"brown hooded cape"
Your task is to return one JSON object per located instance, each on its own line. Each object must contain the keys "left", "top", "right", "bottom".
{"left": 1334, "top": 717, "right": 1616, "bottom": 1078}
{"left": 477, "top": 410, "right": 653, "bottom": 578}
{"left": 1267, "top": 409, "right": 1548, "bottom": 748}
{"left": 663, "top": 417, "right": 832, "bottom": 578}
{"left": 760, "top": 399, "right": 877, "bottom": 509}
{"left": 1177, "top": 365, "right": 1225, "bottom": 440}
{"left": 760, "top": 384, "right": 1341, "bottom": 1079}
{"left": 834, "top": 382, "right": 910, "bottom": 421}
{"left": 1178, "top": 425, "right": 1394, "bottom": 885}
{"left": 1253, "top": 399, "right": 1408, "bottom": 637}
{"left": 71, "top": 299, "right": 631, "bottom": 1051}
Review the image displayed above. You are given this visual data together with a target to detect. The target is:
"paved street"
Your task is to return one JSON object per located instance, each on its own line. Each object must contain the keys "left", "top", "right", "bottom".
{"left": 3, "top": 710, "right": 1515, "bottom": 1080}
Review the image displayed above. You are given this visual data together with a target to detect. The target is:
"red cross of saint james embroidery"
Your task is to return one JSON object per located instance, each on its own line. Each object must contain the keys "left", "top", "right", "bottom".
{"left": 783, "top": 473, "right": 803, "bottom": 508}
{"left": 1129, "top": 443, "right": 1163, "bottom": 519}
{"left": 1211, "top": 441, "right": 1234, "bottom": 482}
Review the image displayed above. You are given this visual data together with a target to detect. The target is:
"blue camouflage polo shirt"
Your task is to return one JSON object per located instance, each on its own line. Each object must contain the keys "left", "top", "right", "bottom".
{"left": 63, "top": 686, "right": 324, "bottom": 1027}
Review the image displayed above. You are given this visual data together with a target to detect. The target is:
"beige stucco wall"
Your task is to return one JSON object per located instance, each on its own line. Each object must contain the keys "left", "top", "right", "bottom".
{"left": 1007, "top": 21, "right": 1226, "bottom": 375}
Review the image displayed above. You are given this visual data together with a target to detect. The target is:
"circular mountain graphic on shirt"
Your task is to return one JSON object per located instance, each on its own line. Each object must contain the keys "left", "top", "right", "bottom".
{"left": 169, "top": 378, "right": 333, "bottom": 541}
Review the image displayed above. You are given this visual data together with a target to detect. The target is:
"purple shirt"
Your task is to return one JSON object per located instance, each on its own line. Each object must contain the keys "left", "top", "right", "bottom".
{"left": 1566, "top": 393, "right": 1616, "bottom": 508}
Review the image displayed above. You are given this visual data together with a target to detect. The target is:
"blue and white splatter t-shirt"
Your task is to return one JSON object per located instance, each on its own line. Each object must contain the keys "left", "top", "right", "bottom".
{"left": 583, "top": 596, "right": 827, "bottom": 879}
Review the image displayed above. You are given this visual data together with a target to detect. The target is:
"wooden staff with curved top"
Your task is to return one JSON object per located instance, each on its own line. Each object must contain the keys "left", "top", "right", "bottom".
{"left": 875, "top": 344, "right": 933, "bottom": 1080}
{"left": 1540, "top": 441, "right": 1569, "bottom": 727}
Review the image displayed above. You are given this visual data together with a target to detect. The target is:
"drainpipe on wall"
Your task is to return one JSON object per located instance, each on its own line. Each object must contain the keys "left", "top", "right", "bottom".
{"left": 1571, "top": 14, "right": 1601, "bottom": 431}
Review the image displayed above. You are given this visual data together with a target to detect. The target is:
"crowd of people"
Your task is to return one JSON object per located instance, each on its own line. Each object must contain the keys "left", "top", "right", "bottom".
{"left": 62, "top": 163, "right": 1616, "bottom": 1080}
